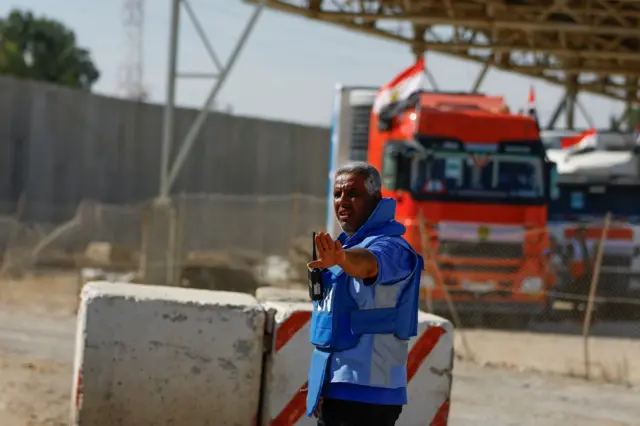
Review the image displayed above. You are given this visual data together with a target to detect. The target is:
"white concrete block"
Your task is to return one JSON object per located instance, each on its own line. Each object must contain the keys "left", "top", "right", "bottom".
{"left": 71, "top": 281, "right": 266, "bottom": 426}
{"left": 260, "top": 298, "right": 454, "bottom": 426}
{"left": 255, "top": 286, "right": 309, "bottom": 303}
{"left": 261, "top": 300, "right": 314, "bottom": 426}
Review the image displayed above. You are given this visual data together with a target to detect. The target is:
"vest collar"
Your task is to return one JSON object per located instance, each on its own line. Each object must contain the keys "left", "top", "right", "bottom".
{"left": 338, "top": 198, "right": 406, "bottom": 249}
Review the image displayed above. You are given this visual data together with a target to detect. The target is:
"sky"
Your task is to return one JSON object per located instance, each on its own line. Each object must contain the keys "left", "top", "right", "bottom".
{"left": 2, "top": 0, "right": 626, "bottom": 129}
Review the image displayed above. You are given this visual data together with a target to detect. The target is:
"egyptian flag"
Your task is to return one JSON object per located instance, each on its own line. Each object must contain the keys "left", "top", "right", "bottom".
{"left": 527, "top": 86, "right": 540, "bottom": 131}
{"left": 561, "top": 128, "right": 597, "bottom": 150}
{"left": 372, "top": 57, "right": 425, "bottom": 115}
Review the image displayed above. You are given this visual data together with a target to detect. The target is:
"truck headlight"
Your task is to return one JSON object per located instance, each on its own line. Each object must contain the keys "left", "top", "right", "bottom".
{"left": 521, "top": 276, "right": 543, "bottom": 293}
{"left": 421, "top": 273, "right": 435, "bottom": 288}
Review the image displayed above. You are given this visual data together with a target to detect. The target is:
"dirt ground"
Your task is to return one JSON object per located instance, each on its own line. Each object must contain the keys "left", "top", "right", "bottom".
{"left": 0, "top": 273, "right": 639, "bottom": 426}
{"left": 0, "top": 272, "right": 77, "bottom": 426}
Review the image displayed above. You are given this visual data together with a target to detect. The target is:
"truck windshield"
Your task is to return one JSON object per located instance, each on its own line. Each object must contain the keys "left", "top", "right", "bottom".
{"left": 549, "top": 183, "right": 640, "bottom": 222}
{"left": 412, "top": 150, "right": 545, "bottom": 201}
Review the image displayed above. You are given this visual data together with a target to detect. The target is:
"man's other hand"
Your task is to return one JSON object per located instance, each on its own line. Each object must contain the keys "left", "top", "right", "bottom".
{"left": 308, "top": 232, "right": 345, "bottom": 269}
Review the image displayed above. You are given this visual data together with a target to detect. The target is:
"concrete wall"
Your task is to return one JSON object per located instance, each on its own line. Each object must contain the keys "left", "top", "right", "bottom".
{"left": 0, "top": 75, "right": 330, "bottom": 223}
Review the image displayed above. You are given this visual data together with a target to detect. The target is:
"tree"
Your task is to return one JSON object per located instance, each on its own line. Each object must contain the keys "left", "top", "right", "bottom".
{"left": 0, "top": 9, "right": 99, "bottom": 90}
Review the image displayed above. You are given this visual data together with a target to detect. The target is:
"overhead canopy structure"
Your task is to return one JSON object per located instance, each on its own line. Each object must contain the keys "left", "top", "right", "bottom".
{"left": 250, "top": 0, "right": 640, "bottom": 126}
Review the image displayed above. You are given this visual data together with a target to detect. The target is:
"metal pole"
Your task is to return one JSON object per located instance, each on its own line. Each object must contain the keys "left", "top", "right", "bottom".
{"left": 546, "top": 97, "right": 567, "bottom": 130}
{"left": 182, "top": 0, "right": 223, "bottom": 71}
{"left": 576, "top": 99, "right": 595, "bottom": 128}
{"left": 159, "top": 0, "right": 181, "bottom": 199}
{"left": 582, "top": 212, "right": 611, "bottom": 380}
{"left": 565, "top": 78, "right": 578, "bottom": 130}
{"left": 613, "top": 105, "right": 631, "bottom": 131}
{"left": 566, "top": 92, "right": 576, "bottom": 130}
{"left": 425, "top": 69, "right": 439, "bottom": 92}
{"left": 471, "top": 59, "right": 491, "bottom": 93}
{"left": 166, "top": 3, "right": 265, "bottom": 190}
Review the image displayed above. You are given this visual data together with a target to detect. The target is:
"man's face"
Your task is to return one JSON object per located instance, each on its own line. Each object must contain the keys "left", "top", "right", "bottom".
{"left": 333, "top": 172, "right": 379, "bottom": 235}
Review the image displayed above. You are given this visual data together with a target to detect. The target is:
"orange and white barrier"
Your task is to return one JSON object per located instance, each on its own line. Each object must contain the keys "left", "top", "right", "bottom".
{"left": 261, "top": 300, "right": 454, "bottom": 426}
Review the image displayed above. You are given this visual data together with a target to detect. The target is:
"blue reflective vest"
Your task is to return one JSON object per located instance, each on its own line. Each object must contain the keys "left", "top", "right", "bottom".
{"left": 306, "top": 198, "right": 423, "bottom": 416}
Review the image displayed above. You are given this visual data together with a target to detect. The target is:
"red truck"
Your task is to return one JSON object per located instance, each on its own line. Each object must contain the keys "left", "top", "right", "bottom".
{"left": 327, "top": 87, "right": 558, "bottom": 326}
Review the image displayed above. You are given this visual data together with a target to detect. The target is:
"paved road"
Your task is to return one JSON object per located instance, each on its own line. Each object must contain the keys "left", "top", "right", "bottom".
{"left": 0, "top": 303, "right": 638, "bottom": 425}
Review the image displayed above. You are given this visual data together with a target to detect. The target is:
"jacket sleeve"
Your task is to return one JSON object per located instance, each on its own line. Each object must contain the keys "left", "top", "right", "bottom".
{"left": 363, "top": 237, "right": 416, "bottom": 286}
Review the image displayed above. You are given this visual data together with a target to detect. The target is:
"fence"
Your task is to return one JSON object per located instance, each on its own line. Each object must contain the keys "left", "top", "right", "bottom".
{"left": 412, "top": 212, "right": 640, "bottom": 384}
{"left": 3, "top": 199, "right": 640, "bottom": 321}
{"left": 1, "top": 195, "right": 639, "bottom": 384}
{"left": 0, "top": 193, "right": 327, "bottom": 288}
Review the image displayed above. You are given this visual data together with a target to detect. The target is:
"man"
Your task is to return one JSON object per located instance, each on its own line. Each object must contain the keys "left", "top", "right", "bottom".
{"left": 566, "top": 226, "right": 594, "bottom": 316}
{"left": 545, "top": 236, "right": 567, "bottom": 277}
{"left": 542, "top": 236, "right": 568, "bottom": 320}
{"left": 306, "top": 162, "right": 424, "bottom": 426}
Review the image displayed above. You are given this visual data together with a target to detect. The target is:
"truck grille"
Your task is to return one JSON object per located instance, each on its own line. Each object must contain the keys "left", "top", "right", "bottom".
{"left": 438, "top": 263, "right": 520, "bottom": 274}
{"left": 601, "top": 254, "right": 631, "bottom": 268}
{"left": 437, "top": 241, "right": 523, "bottom": 274}
{"left": 438, "top": 240, "right": 524, "bottom": 259}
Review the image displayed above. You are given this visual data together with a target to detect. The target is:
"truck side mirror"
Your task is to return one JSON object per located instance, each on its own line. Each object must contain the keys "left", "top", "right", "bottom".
{"left": 382, "top": 143, "right": 411, "bottom": 191}
{"left": 547, "top": 162, "right": 560, "bottom": 200}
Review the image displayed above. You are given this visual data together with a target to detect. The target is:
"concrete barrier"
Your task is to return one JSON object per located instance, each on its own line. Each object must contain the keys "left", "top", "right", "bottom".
{"left": 261, "top": 300, "right": 454, "bottom": 426}
{"left": 404, "top": 313, "right": 453, "bottom": 426}
{"left": 71, "top": 281, "right": 266, "bottom": 426}
{"left": 255, "top": 286, "right": 309, "bottom": 303}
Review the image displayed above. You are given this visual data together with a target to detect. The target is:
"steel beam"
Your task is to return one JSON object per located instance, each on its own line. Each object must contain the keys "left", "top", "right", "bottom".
{"left": 565, "top": 78, "right": 578, "bottom": 130}
{"left": 250, "top": 0, "right": 640, "bottom": 104}
{"left": 159, "top": 0, "right": 181, "bottom": 201}
{"left": 159, "top": 0, "right": 265, "bottom": 197}
{"left": 612, "top": 106, "right": 631, "bottom": 131}
{"left": 254, "top": 1, "right": 640, "bottom": 37}
{"left": 182, "top": 0, "right": 223, "bottom": 72}
{"left": 166, "top": 3, "right": 265, "bottom": 190}
{"left": 575, "top": 99, "right": 596, "bottom": 129}
{"left": 471, "top": 59, "right": 491, "bottom": 93}
{"left": 546, "top": 97, "right": 567, "bottom": 130}
{"left": 318, "top": 13, "right": 640, "bottom": 38}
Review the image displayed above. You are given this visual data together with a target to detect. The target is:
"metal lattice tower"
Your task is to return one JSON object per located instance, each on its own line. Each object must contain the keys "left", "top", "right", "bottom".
{"left": 119, "top": 0, "right": 148, "bottom": 101}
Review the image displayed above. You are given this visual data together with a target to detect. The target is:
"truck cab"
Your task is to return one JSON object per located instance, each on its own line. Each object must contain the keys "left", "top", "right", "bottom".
{"left": 326, "top": 87, "right": 558, "bottom": 325}
{"left": 546, "top": 136, "right": 640, "bottom": 319}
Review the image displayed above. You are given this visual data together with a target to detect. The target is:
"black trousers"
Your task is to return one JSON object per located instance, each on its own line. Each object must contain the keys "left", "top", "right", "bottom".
{"left": 317, "top": 398, "right": 403, "bottom": 426}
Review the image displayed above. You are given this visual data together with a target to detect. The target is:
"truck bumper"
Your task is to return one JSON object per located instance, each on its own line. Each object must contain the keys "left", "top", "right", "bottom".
{"left": 426, "top": 300, "right": 544, "bottom": 316}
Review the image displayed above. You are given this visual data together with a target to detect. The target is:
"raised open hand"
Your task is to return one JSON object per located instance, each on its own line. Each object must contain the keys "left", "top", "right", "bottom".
{"left": 308, "top": 232, "right": 345, "bottom": 269}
